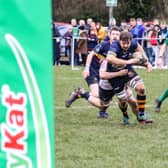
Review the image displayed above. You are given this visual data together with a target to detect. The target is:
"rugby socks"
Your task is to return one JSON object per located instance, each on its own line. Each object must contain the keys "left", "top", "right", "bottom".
{"left": 122, "top": 111, "right": 129, "bottom": 119}
{"left": 119, "top": 102, "right": 129, "bottom": 119}
{"left": 81, "top": 91, "right": 90, "bottom": 100}
{"left": 158, "top": 88, "right": 168, "bottom": 103}
{"left": 137, "top": 94, "right": 146, "bottom": 116}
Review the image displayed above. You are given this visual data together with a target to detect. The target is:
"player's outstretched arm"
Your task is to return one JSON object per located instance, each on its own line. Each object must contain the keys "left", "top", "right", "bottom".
{"left": 100, "top": 69, "right": 128, "bottom": 79}
{"left": 99, "top": 60, "right": 128, "bottom": 79}
{"left": 106, "top": 50, "right": 139, "bottom": 65}
{"left": 82, "top": 51, "right": 95, "bottom": 78}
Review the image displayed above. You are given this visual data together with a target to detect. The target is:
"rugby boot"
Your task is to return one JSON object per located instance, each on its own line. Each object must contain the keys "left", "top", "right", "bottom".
{"left": 155, "top": 98, "right": 162, "bottom": 112}
{"left": 97, "top": 111, "right": 110, "bottom": 119}
{"left": 137, "top": 113, "right": 153, "bottom": 124}
{"left": 65, "top": 88, "right": 83, "bottom": 108}
{"left": 123, "top": 115, "right": 130, "bottom": 125}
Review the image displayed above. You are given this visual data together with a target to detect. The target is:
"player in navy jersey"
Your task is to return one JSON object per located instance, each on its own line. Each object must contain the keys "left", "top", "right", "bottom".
{"left": 66, "top": 27, "right": 121, "bottom": 118}
{"left": 106, "top": 31, "right": 153, "bottom": 124}
{"left": 99, "top": 60, "right": 139, "bottom": 122}
{"left": 65, "top": 27, "right": 138, "bottom": 124}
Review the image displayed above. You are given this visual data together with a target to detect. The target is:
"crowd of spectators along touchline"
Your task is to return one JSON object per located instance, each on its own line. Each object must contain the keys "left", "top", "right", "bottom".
{"left": 53, "top": 17, "right": 168, "bottom": 69}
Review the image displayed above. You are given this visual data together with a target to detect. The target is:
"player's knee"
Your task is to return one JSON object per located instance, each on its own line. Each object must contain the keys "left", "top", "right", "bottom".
{"left": 116, "top": 90, "right": 128, "bottom": 101}
{"left": 121, "top": 102, "right": 128, "bottom": 108}
{"left": 100, "top": 100, "right": 110, "bottom": 107}
{"left": 119, "top": 100, "right": 128, "bottom": 108}
{"left": 137, "top": 88, "right": 145, "bottom": 95}
{"left": 89, "top": 84, "right": 99, "bottom": 97}
{"left": 128, "top": 99, "right": 138, "bottom": 108}
{"left": 136, "top": 85, "right": 145, "bottom": 95}
{"left": 90, "top": 90, "right": 99, "bottom": 97}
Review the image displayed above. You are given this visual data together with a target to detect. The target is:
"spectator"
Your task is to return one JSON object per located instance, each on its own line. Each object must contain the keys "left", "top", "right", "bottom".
{"left": 142, "top": 23, "right": 155, "bottom": 66}
{"left": 157, "top": 21, "right": 168, "bottom": 68}
{"left": 71, "top": 18, "right": 79, "bottom": 37}
{"left": 64, "top": 26, "right": 73, "bottom": 65}
{"left": 90, "top": 21, "right": 98, "bottom": 36}
{"left": 129, "top": 18, "right": 138, "bottom": 38}
{"left": 157, "top": 31, "right": 168, "bottom": 68}
{"left": 78, "top": 19, "right": 87, "bottom": 30}
{"left": 157, "top": 21, "right": 167, "bottom": 45}
{"left": 120, "top": 19, "right": 129, "bottom": 32}
{"left": 76, "top": 29, "right": 88, "bottom": 65}
{"left": 136, "top": 18, "right": 145, "bottom": 44}
{"left": 85, "top": 18, "right": 93, "bottom": 32}
{"left": 70, "top": 18, "right": 79, "bottom": 65}
{"left": 52, "top": 22, "right": 61, "bottom": 66}
{"left": 108, "top": 18, "right": 117, "bottom": 29}
{"left": 149, "top": 24, "right": 160, "bottom": 67}
{"left": 87, "top": 28, "right": 98, "bottom": 52}
{"left": 153, "top": 18, "right": 159, "bottom": 25}
{"left": 71, "top": 18, "right": 78, "bottom": 27}
{"left": 96, "top": 22, "right": 106, "bottom": 42}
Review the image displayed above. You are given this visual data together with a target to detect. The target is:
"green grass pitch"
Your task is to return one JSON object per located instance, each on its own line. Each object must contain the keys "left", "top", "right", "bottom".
{"left": 54, "top": 65, "right": 168, "bottom": 168}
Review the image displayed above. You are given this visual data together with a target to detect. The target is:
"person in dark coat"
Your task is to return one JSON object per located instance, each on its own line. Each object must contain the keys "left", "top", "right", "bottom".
{"left": 52, "top": 23, "right": 61, "bottom": 65}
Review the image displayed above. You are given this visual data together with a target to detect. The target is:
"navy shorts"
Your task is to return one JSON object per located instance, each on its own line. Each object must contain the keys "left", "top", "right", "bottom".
{"left": 109, "top": 76, "right": 127, "bottom": 94}
{"left": 109, "top": 69, "right": 138, "bottom": 94}
{"left": 99, "top": 87, "right": 115, "bottom": 103}
{"left": 85, "top": 75, "right": 99, "bottom": 86}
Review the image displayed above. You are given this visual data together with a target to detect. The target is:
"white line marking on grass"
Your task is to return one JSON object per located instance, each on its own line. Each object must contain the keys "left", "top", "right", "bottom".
{"left": 55, "top": 104, "right": 154, "bottom": 110}
{"left": 55, "top": 105, "right": 95, "bottom": 109}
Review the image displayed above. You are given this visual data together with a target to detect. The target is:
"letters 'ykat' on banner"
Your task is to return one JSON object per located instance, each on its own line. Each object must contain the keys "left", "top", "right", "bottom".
{"left": 0, "top": 1, "right": 55, "bottom": 168}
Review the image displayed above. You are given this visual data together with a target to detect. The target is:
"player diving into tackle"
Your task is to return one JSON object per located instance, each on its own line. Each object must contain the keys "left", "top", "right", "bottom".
{"left": 65, "top": 27, "right": 141, "bottom": 124}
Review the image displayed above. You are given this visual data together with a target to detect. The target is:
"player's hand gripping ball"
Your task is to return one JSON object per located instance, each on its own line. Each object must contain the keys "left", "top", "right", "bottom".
{"left": 132, "top": 52, "right": 147, "bottom": 65}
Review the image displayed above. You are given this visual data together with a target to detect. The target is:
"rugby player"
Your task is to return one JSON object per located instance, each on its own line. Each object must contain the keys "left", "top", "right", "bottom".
{"left": 106, "top": 31, "right": 153, "bottom": 123}
{"left": 155, "top": 35, "right": 168, "bottom": 112}
{"left": 99, "top": 60, "right": 139, "bottom": 123}
{"left": 65, "top": 27, "right": 138, "bottom": 124}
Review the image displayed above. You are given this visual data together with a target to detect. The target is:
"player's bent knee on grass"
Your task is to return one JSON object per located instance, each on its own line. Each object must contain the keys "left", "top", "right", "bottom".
{"left": 100, "top": 100, "right": 110, "bottom": 107}
{"left": 89, "top": 83, "right": 99, "bottom": 97}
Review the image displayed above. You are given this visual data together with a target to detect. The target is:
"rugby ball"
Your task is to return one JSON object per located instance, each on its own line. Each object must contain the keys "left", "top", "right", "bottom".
{"left": 132, "top": 52, "right": 147, "bottom": 65}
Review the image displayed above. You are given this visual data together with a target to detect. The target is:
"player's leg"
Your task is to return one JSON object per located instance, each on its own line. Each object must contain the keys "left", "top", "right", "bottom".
{"left": 118, "top": 86, "right": 139, "bottom": 124}
{"left": 84, "top": 83, "right": 103, "bottom": 108}
{"left": 65, "top": 75, "right": 96, "bottom": 108}
{"left": 129, "top": 76, "right": 153, "bottom": 124}
{"left": 116, "top": 87, "right": 131, "bottom": 124}
{"left": 126, "top": 86, "right": 139, "bottom": 117}
{"left": 98, "top": 87, "right": 115, "bottom": 118}
{"left": 121, "top": 86, "right": 142, "bottom": 124}
{"left": 118, "top": 100, "right": 130, "bottom": 124}
{"left": 127, "top": 97, "right": 139, "bottom": 117}
{"left": 109, "top": 80, "right": 131, "bottom": 124}
{"left": 65, "top": 87, "right": 88, "bottom": 108}
{"left": 65, "top": 86, "right": 101, "bottom": 108}
{"left": 65, "top": 76, "right": 110, "bottom": 118}
{"left": 155, "top": 88, "right": 168, "bottom": 112}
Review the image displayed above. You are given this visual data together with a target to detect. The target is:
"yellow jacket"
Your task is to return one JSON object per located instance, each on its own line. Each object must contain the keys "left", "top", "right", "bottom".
{"left": 97, "top": 27, "right": 106, "bottom": 42}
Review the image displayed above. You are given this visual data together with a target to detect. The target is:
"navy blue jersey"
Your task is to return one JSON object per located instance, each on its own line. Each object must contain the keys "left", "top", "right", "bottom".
{"left": 107, "top": 40, "right": 138, "bottom": 93}
{"left": 106, "top": 40, "right": 138, "bottom": 73}
{"left": 89, "top": 40, "right": 111, "bottom": 79}
{"left": 109, "top": 39, "right": 138, "bottom": 60}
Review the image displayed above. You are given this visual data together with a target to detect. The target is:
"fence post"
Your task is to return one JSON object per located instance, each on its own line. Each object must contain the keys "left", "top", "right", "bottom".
{"left": 71, "top": 36, "right": 75, "bottom": 70}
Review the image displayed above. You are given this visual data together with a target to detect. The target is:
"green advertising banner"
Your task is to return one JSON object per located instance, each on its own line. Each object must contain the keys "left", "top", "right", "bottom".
{"left": 0, "top": 1, "right": 55, "bottom": 168}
